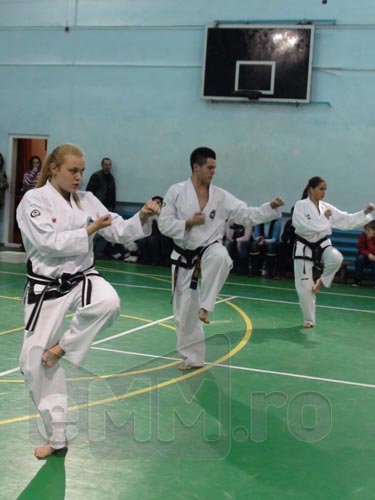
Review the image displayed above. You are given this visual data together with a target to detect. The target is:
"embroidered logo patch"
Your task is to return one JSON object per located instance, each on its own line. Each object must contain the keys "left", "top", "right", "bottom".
{"left": 30, "top": 210, "right": 41, "bottom": 218}
{"left": 304, "top": 214, "right": 311, "bottom": 220}
{"left": 209, "top": 210, "right": 216, "bottom": 220}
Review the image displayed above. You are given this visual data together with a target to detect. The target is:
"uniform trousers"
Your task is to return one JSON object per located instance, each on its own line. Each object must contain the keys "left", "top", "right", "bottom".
{"left": 294, "top": 246, "right": 343, "bottom": 325}
{"left": 172, "top": 243, "right": 232, "bottom": 367}
{"left": 19, "top": 275, "right": 120, "bottom": 449}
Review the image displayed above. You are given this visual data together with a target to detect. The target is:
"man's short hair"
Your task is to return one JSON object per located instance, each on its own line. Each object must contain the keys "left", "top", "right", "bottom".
{"left": 190, "top": 147, "right": 216, "bottom": 171}
{"left": 365, "top": 221, "right": 375, "bottom": 231}
{"left": 101, "top": 157, "right": 112, "bottom": 167}
{"left": 152, "top": 195, "right": 163, "bottom": 204}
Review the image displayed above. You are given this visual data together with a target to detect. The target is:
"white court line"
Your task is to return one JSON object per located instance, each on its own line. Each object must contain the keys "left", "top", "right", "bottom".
{"left": 0, "top": 268, "right": 373, "bottom": 301}
{"left": 92, "top": 314, "right": 175, "bottom": 346}
{"left": 91, "top": 346, "right": 375, "bottom": 390}
{"left": 225, "top": 279, "right": 375, "bottom": 299}
{"left": 91, "top": 346, "right": 179, "bottom": 361}
{"left": 92, "top": 295, "right": 237, "bottom": 346}
{"left": 0, "top": 367, "right": 20, "bottom": 377}
{"left": 108, "top": 282, "right": 375, "bottom": 313}
{"left": 113, "top": 277, "right": 375, "bottom": 301}
{"left": 218, "top": 293, "right": 375, "bottom": 315}
{"left": 103, "top": 268, "right": 375, "bottom": 300}
{"left": 0, "top": 296, "right": 237, "bottom": 376}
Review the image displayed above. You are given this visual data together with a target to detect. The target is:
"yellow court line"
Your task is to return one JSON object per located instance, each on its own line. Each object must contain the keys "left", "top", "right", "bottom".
{"left": 69, "top": 299, "right": 252, "bottom": 411}
{"left": 67, "top": 359, "right": 180, "bottom": 382}
{"left": 0, "top": 313, "right": 178, "bottom": 384}
{"left": 0, "top": 326, "right": 23, "bottom": 336}
{"left": 0, "top": 299, "right": 252, "bottom": 424}
{"left": 0, "top": 313, "right": 74, "bottom": 337}
{"left": 0, "top": 295, "right": 22, "bottom": 301}
{"left": 0, "top": 359, "right": 181, "bottom": 384}
{"left": 98, "top": 266, "right": 172, "bottom": 285}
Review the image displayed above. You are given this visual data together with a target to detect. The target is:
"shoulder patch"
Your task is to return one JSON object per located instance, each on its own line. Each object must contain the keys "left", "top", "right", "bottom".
{"left": 30, "top": 209, "right": 41, "bottom": 218}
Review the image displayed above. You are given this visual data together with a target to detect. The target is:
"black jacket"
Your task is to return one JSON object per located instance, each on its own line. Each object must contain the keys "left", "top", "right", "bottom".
{"left": 86, "top": 170, "right": 116, "bottom": 210}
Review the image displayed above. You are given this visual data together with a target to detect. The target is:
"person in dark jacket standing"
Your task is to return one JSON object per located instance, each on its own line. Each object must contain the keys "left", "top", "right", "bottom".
{"left": 86, "top": 157, "right": 116, "bottom": 211}
{"left": 86, "top": 157, "right": 117, "bottom": 257}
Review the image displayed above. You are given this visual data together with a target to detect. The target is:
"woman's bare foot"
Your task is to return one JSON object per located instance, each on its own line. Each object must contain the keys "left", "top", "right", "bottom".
{"left": 42, "top": 343, "right": 65, "bottom": 368}
{"left": 199, "top": 308, "right": 210, "bottom": 324}
{"left": 303, "top": 322, "right": 314, "bottom": 328}
{"left": 34, "top": 444, "right": 56, "bottom": 459}
{"left": 34, "top": 443, "right": 68, "bottom": 459}
{"left": 312, "top": 278, "right": 322, "bottom": 295}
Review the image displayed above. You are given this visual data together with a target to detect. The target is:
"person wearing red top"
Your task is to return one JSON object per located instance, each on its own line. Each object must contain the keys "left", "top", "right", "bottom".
{"left": 352, "top": 221, "right": 375, "bottom": 287}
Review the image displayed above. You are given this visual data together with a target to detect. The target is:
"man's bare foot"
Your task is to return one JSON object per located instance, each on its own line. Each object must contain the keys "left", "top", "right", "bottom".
{"left": 178, "top": 363, "right": 193, "bottom": 371}
{"left": 178, "top": 363, "right": 203, "bottom": 371}
{"left": 312, "top": 278, "right": 322, "bottom": 295}
{"left": 34, "top": 443, "right": 68, "bottom": 459}
{"left": 303, "top": 322, "right": 314, "bottom": 328}
{"left": 42, "top": 343, "right": 65, "bottom": 368}
{"left": 199, "top": 308, "right": 210, "bottom": 324}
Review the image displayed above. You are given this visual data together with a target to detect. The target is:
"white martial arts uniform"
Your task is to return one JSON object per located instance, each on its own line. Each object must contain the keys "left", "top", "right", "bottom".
{"left": 158, "top": 178, "right": 281, "bottom": 367}
{"left": 292, "top": 198, "right": 373, "bottom": 326}
{"left": 16, "top": 181, "right": 150, "bottom": 449}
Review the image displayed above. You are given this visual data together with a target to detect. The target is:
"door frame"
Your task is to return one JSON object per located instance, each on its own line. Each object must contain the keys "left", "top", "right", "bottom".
{"left": 4, "top": 134, "right": 49, "bottom": 247}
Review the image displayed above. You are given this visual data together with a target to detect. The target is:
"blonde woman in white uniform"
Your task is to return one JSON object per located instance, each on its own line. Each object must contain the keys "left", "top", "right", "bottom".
{"left": 16, "top": 143, "right": 160, "bottom": 459}
{"left": 159, "top": 147, "right": 284, "bottom": 370}
{"left": 292, "top": 176, "right": 374, "bottom": 328}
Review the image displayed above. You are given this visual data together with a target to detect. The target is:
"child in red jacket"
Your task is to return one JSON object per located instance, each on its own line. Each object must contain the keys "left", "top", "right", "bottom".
{"left": 352, "top": 221, "right": 375, "bottom": 287}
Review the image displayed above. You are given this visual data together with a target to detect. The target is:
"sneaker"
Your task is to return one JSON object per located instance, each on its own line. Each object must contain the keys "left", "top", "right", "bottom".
{"left": 352, "top": 281, "right": 360, "bottom": 288}
{"left": 124, "top": 255, "right": 138, "bottom": 263}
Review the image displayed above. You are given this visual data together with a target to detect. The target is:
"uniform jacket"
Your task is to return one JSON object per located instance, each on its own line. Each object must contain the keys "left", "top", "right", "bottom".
{"left": 293, "top": 197, "right": 372, "bottom": 259}
{"left": 17, "top": 181, "right": 149, "bottom": 277}
{"left": 158, "top": 178, "right": 281, "bottom": 250}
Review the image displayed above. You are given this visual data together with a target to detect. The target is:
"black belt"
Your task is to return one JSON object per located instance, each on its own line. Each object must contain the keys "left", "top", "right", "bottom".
{"left": 25, "top": 260, "right": 101, "bottom": 331}
{"left": 171, "top": 242, "right": 217, "bottom": 292}
{"left": 293, "top": 236, "right": 331, "bottom": 274}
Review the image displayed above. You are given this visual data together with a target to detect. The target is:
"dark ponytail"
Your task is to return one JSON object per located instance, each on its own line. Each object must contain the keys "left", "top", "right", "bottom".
{"left": 301, "top": 176, "right": 325, "bottom": 199}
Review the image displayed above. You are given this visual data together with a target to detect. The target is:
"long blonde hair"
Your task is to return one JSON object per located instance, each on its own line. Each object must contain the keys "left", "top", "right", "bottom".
{"left": 37, "top": 143, "right": 85, "bottom": 206}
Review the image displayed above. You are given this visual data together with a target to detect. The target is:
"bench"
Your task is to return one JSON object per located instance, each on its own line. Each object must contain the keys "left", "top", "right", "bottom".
{"left": 116, "top": 202, "right": 143, "bottom": 219}
{"left": 330, "top": 228, "right": 363, "bottom": 283}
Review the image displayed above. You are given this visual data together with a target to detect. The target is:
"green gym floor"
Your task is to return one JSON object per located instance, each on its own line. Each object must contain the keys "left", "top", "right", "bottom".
{"left": 0, "top": 260, "right": 375, "bottom": 500}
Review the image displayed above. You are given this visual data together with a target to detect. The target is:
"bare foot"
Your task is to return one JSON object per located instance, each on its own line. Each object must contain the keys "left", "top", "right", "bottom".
{"left": 178, "top": 363, "right": 193, "bottom": 371}
{"left": 42, "top": 343, "right": 65, "bottom": 368}
{"left": 199, "top": 308, "right": 210, "bottom": 324}
{"left": 178, "top": 363, "right": 203, "bottom": 371}
{"left": 34, "top": 443, "right": 68, "bottom": 459}
{"left": 312, "top": 278, "right": 322, "bottom": 295}
{"left": 34, "top": 444, "right": 56, "bottom": 459}
{"left": 303, "top": 322, "right": 314, "bottom": 328}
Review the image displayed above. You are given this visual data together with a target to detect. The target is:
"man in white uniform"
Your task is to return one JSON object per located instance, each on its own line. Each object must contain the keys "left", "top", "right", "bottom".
{"left": 292, "top": 176, "right": 374, "bottom": 327}
{"left": 16, "top": 143, "right": 160, "bottom": 459}
{"left": 158, "top": 147, "right": 284, "bottom": 370}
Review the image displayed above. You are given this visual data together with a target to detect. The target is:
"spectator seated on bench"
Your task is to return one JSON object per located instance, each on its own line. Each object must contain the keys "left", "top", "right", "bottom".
{"left": 224, "top": 220, "right": 252, "bottom": 275}
{"left": 352, "top": 221, "right": 375, "bottom": 288}
{"left": 249, "top": 219, "right": 281, "bottom": 279}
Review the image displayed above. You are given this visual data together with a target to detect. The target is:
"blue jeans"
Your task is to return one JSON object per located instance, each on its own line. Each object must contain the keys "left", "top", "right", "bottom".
{"left": 354, "top": 254, "right": 375, "bottom": 282}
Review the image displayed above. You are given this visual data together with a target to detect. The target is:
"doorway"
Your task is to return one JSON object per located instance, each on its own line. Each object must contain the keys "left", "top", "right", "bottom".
{"left": 6, "top": 136, "right": 48, "bottom": 246}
